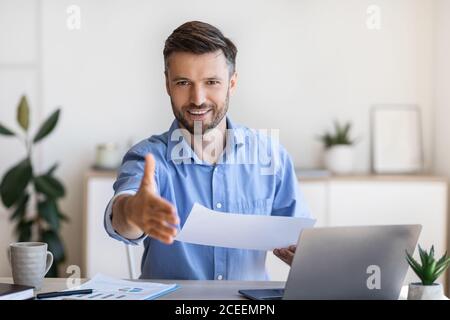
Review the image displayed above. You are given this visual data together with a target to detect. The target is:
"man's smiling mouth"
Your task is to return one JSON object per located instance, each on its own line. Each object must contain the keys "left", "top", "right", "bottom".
{"left": 186, "top": 109, "right": 212, "bottom": 121}
{"left": 187, "top": 109, "right": 210, "bottom": 115}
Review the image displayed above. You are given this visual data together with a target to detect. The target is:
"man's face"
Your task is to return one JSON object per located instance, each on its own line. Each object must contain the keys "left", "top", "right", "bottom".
{"left": 165, "top": 50, "right": 237, "bottom": 134}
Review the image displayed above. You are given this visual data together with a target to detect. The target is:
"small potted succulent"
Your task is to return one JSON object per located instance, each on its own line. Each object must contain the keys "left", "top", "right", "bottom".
{"left": 318, "top": 120, "right": 356, "bottom": 174}
{"left": 406, "top": 245, "right": 450, "bottom": 300}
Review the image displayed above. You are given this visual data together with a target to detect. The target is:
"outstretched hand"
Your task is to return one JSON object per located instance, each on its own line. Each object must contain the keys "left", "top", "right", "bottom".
{"left": 125, "top": 154, "right": 179, "bottom": 244}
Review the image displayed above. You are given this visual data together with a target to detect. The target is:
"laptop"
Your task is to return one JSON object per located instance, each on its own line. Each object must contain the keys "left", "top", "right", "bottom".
{"left": 239, "top": 224, "right": 421, "bottom": 300}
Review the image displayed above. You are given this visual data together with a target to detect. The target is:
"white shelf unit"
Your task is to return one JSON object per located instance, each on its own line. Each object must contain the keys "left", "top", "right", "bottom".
{"left": 83, "top": 171, "right": 448, "bottom": 293}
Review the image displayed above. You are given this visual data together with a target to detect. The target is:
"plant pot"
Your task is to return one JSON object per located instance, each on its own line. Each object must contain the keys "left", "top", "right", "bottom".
{"left": 324, "top": 145, "right": 354, "bottom": 174}
{"left": 407, "top": 283, "right": 444, "bottom": 300}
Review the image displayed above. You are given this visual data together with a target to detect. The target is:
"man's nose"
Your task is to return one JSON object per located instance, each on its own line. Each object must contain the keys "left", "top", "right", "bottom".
{"left": 190, "top": 85, "right": 206, "bottom": 106}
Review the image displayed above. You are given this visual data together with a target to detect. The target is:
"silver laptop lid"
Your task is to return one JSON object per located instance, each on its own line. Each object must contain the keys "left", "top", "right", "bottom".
{"left": 284, "top": 224, "right": 421, "bottom": 300}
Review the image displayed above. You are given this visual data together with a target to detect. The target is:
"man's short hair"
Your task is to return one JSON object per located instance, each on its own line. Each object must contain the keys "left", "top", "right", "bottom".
{"left": 163, "top": 21, "right": 237, "bottom": 75}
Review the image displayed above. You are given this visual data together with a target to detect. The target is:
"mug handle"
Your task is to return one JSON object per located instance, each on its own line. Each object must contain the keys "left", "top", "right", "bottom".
{"left": 7, "top": 247, "right": 11, "bottom": 266}
{"left": 44, "top": 251, "right": 54, "bottom": 275}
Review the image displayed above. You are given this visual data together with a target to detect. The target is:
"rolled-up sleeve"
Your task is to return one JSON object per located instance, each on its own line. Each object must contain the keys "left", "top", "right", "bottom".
{"left": 103, "top": 190, "right": 147, "bottom": 245}
{"left": 103, "top": 144, "right": 157, "bottom": 245}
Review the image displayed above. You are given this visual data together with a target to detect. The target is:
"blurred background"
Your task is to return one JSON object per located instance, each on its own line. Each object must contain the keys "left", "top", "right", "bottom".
{"left": 0, "top": 0, "right": 449, "bottom": 291}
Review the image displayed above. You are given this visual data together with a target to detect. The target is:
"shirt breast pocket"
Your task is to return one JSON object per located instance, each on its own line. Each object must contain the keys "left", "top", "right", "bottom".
{"left": 228, "top": 198, "right": 273, "bottom": 215}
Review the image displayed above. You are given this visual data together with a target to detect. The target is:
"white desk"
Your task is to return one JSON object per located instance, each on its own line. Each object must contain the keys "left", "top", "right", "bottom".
{"left": 3, "top": 277, "right": 446, "bottom": 300}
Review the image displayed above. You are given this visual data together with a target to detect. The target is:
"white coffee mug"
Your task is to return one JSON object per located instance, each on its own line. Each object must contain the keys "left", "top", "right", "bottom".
{"left": 8, "top": 242, "right": 53, "bottom": 290}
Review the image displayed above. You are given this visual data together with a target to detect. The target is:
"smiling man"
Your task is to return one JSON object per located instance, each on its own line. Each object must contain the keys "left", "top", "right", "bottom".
{"left": 104, "top": 21, "right": 312, "bottom": 280}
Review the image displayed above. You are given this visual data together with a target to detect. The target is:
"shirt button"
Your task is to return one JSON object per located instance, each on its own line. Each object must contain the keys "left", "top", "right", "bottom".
{"left": 217, "top": 275, "right": 223, "bottom": 280}
{"left": 216, "top": 202, "right": 222, "bottom": 209}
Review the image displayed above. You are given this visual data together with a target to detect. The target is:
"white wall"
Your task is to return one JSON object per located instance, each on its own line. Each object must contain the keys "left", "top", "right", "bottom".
{"left": 0, "top": 0, "right": 442, "bottom": 276}
{"left": 434, "top": 0, "right": 450, "bottom": 262}
{"left": 434, "top": 0, "right": 450, "bottom": 178}
{"left": 0, "top": 0, "right": 41, "bottom": 277}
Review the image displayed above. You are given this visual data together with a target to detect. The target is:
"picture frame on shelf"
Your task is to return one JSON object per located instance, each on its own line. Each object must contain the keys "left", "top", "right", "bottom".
{"left": 370, "top": 105, "right": 424, "bottom": 174}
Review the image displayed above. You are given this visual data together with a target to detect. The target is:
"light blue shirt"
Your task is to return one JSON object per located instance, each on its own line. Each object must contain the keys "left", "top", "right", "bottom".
{"left": 104, "top": 117, "right": 311, "bottom": 280}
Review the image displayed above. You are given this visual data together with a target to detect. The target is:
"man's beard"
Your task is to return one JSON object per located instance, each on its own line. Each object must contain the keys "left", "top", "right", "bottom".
{"left": 171, "top": 92, "right": 229, "bottom": 135}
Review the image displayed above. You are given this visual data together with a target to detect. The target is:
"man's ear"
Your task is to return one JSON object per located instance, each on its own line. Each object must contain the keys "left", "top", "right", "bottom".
{"left": 229, "top": 71, "right": 238, "bottom": 95}
{"left": 164, "top": 71, "right": 171, "bottom": 96}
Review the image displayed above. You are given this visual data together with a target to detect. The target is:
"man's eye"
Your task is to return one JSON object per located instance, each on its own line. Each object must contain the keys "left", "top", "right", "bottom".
{"left": 206, "top": 80, "right": 219, "bottom": 85}
{"left": 176, "top": 81, "right": 189, "bottom": 86}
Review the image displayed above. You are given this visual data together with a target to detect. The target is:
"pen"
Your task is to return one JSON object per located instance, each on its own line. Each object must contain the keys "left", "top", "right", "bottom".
{"left": 36, "top": 289, "right": 93, "bottom": 299}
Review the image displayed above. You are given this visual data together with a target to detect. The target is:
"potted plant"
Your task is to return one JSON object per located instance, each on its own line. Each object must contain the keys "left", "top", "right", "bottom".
{"left": 318, "top": 120, "right": 356, "bottom": 174}
{"left": 406, "top": 245, "right": 450, "bottom": 300}
{"left": 0, "top": 95, "right": 68, "bottom": 277}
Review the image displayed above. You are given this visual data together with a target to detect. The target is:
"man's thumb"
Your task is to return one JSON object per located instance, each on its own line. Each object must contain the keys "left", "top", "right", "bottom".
{"left": 140, "top": 153, "right": 156, "bottom": 193}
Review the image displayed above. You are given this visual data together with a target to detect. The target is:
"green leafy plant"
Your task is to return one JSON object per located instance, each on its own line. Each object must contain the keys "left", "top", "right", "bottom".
{"left": 0, "top": 95, "right": 68, "bottom": 277}
{"left": 318, "top": 120, "right": 356, "bottom": 149}
{"left": 406, "top": 245, "right": 450, "bottom": 285}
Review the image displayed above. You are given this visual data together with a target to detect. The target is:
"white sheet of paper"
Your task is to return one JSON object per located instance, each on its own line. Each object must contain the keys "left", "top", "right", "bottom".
{"left": 175, "top": 203, "right": 316, "bottom": 250}
{"left": 43, "top": 274, "right": 178, "bottom": 300}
